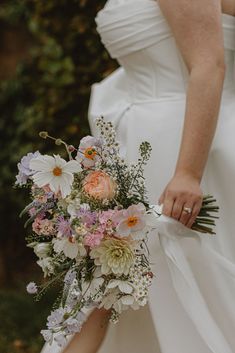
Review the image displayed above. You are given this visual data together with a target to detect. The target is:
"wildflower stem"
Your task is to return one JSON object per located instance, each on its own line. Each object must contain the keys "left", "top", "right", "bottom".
{"left": 39, "top": 132, "right": 77, "bottom": 159}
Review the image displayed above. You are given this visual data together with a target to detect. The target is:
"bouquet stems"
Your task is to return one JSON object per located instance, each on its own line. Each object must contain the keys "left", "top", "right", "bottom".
{"left": 192, "top": 195, "right": 219, "bottom": 235}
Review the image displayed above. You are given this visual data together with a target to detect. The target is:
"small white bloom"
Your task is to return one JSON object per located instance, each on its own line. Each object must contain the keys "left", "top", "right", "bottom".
{"left": 99, "top": 289, "right": 119, "bottom": 310}
{"left": 37, "top": 257, "right": 54, "bottom": 277}
{"left": 30, "top": 154, "right": 81, "bottom": 198}
{"left": 54, "top": 333, "right": 67, "bottom": 348}
{"left": 26, "top": 282, "right": 38, "bottom": 294}
{"left": 107, "top": 279, "right": 133, "bottom": 294}
{"left": 41, "top": 329, "right": 53, "bottom": 344}
{"left": 66, "top": 197, "right": 81, "bottom": 217}
{"left": 53, "top": 237, "right": 86, "bottom": 260}
{"left": 34, "top": 242, "right": 51, "bottom": 258}
{"left": 113, "top": 295, "right": 140, "bottom": 314}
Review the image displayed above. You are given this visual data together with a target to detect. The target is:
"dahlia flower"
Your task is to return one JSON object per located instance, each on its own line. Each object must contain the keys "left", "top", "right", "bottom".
{"left": 90, "top": 238, "right": 134, "bottom": 275}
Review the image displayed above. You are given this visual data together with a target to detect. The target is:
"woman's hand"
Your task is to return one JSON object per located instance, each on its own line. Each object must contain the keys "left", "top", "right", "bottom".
{"left": 158, "top": 173, "right": 203, "bottom": 229}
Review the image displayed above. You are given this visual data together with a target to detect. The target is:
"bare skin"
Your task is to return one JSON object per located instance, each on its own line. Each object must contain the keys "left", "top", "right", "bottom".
{"left": 62, "top": 308, "right": 110, "bottom": 353}
{"left": 158, "top": 0, "right": 228, "bottom": 228}
{"left": 62, "top": 1, "right": 235, "bottom": 353}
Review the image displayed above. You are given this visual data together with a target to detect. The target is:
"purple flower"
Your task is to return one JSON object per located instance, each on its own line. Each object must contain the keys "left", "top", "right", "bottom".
{"left": 41, "top": 329, "right": 53, "bottom": 343}
{"left": 76, "top": 209, "right": 97, "bottom": 227}
{"left": 57, "top": 216, "right": 72, "bottom": 237}
{"left": 26, "top": 282, "right": 38, "bottom": 294}
{"left": 54, "top": 333, "right": 67, "bottom": 347}
{"left": 64, "top": 312, "right": 86, "bottom": 334}
{"left": 47, "top": 308, "right": 66, "bottom": 329}
{"left": 64, "top": 269, "right": 77, "bottom": 285}
{"left": 16, "top": 151, "right": 41, "bottom": 186}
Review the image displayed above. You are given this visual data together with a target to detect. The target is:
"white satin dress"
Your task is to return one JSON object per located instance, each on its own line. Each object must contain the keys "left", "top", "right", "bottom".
{"left": 41, "top": 1, "right": 235, "bottom": 352}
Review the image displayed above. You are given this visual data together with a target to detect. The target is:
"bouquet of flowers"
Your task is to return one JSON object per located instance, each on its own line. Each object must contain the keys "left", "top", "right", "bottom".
{"left": 15, "top": 117, "right": 219, "bottom": 347}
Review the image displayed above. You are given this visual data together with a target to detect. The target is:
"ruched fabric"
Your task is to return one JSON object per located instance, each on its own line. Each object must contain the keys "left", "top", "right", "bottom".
{"left": 96, "top": 0, "right": 235, "bottom": 58}
{"left": 95, "top": 0, "right": 171, "bottom": 59}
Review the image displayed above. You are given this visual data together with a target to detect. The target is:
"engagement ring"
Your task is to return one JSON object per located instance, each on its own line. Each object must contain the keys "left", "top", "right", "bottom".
{"left": 183, "top": 207, "right": 192, "bottom": 214}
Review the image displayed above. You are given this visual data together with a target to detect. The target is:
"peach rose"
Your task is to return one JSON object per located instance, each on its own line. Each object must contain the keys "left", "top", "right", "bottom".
{"left": 83, "top": 171, "right": 117, "bottom": 200}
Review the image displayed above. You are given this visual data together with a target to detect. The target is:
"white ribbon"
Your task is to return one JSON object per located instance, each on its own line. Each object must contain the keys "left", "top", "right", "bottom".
{"left": 151, "top": 204, "right": 234, "bottom": 353}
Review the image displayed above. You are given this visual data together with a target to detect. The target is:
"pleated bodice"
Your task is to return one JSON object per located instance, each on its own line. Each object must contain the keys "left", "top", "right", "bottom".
{"left": 95, "top": 0, "right": 235, "bottom": 101}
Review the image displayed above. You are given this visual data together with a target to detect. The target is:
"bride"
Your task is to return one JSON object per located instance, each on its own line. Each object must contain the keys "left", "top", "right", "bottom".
{"left": 41, "top": 0, "right": 235, "bottom": 352}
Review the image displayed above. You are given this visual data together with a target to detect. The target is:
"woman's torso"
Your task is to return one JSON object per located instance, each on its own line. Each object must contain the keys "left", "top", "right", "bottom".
{"left": 95, "top": 0, "right": 235, "bottom": 103}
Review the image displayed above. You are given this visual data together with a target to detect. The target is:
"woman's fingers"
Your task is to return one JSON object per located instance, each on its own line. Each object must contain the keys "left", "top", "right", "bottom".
{"left": 171, "top": 199, "right": 185, "bottom": 220}
{"left": 162, "top": 195, "right": 175, "bottom": 217}
{"left": 162, "top": 196, "right": 202, "bottom": 228}
{"left": 179, "top": 202, "right": 195, "bottom": 225}
{"left": 158, "top": 190, "right": 165, "bottom": 205}
{"left": 159, "top": 174, "right": 203, "bottom": 228}
{"left": 186, "top": 200, "right": 202, "bottom": 228}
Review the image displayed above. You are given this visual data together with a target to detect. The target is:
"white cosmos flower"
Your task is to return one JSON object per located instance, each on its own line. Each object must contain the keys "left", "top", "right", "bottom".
{"left": 29, "top": 154, "right": 81, "bottom": 198}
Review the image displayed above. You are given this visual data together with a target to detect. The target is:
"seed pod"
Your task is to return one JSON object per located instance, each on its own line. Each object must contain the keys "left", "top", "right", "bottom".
{"left": 39, "top": 131, "right": 48, "bottom": 139}
{"left": 55, "top": 139, "right": 63, "bottom": 146}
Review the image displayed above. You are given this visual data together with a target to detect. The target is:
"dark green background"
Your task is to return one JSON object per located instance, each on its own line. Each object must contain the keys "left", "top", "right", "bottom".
{"left": 0, "top": 1, "right": 117, "bottom": 351}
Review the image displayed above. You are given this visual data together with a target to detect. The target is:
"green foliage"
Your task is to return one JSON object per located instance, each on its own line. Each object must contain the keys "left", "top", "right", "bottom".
{"left": 0, "top": 2, "right": 117, "bottom": 350}
{"left": 0, "top": 0, "right": 117, "bottom": 281}
{"left": 0, "top": 284, "right": 57, "bottom": 353}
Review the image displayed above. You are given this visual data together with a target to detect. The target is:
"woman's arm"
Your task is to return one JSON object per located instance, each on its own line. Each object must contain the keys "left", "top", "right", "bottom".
{"left": 157, "top": 0, "right": 226, "bottom": 228}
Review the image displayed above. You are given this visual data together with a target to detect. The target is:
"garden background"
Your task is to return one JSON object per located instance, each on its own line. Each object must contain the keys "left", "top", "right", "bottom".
{"left": 0, "top": 1, "right": 117, "bottom": 352}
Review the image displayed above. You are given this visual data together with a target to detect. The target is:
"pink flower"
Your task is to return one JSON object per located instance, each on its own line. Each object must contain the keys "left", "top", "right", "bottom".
{"left": 29, "top": 207, "right": 37, "bottom": 217}
{"left": 83, "top": 171, "right": 117, "bottom": 200}
{"left": 98, "top": 210, "right": 117, "bottom": 235}
{"left": 113, "top": 203, "right": 147, "bottom": 238}
{"left": 84, "top": 232, "right": 104, "bottom": 248}
{"left": 99, "top": 210, "right": 117, "bottom": 225}
{"left": 32, "top": 218, "right": 55, "bottom": 236}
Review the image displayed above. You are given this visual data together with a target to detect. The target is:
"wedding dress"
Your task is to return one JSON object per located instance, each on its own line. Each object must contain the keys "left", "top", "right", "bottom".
{"left": 41, "top": 0, "right": 235, "bottom": 352}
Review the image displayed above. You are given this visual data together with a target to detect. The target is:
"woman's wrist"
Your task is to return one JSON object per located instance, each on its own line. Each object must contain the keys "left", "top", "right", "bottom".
{"left": 173, "top": 168, "right": 202, "bottom": 183}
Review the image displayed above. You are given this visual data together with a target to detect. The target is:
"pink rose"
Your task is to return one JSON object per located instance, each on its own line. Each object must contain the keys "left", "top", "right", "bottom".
{"left": 83, "top": 171, "right": 117, "bottom": 200}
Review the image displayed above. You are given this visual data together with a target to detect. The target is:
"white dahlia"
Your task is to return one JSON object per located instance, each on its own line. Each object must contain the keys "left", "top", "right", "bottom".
{"left": 29, "top": 155, "right": 81, "bottom": 198}
{"left": 90, "top": 238, "right": 134, "bottom": 275}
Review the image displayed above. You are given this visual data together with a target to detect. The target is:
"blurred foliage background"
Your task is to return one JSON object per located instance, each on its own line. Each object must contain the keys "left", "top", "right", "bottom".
{"left": 0, "top": 0, "right": 117, "bottom": 351}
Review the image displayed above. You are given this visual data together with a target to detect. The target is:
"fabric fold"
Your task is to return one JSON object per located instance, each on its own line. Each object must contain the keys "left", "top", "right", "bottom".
{"left": 88, "top": 67, "right": 132, "bottom": 135}
{"left": 152, "top": 205, "right": 235, "bottom": 353}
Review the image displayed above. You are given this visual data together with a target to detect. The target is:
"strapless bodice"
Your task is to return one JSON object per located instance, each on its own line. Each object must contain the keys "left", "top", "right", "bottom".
{"left": 95, "top": 0, "right": 235, "bottom": 100}
{"left": 88, "top": 0, "right": 235, "bottom": 134}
